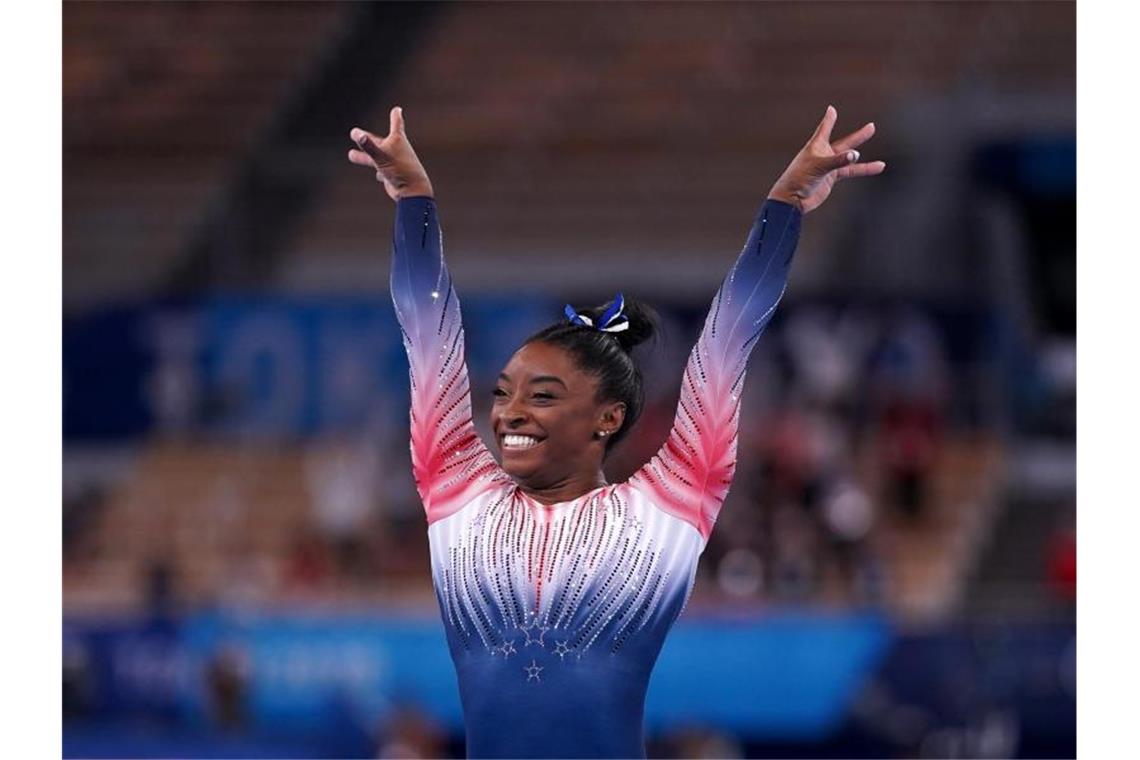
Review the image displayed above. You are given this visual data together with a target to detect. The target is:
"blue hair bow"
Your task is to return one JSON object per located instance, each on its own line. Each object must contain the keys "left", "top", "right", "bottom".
{"left": 564, "top": 293, "right": 629, "bottom": 333}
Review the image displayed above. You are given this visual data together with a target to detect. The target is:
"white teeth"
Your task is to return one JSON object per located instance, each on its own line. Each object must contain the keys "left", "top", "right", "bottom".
{"left": 503, "top": 435, "right": 540, "bottom": 449}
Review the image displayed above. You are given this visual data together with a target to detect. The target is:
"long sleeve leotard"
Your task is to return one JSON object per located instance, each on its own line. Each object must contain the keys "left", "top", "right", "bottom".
{"left": 390, "top": 196, "right": 801, "bottom": 759}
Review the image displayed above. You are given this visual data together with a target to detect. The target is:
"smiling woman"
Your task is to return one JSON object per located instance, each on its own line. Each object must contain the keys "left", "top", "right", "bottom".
{"left": 347, "top": 105, "right": 883, "bottom": 758}
{"left": 491, "top": 300, "right": 658, "bottom": 502}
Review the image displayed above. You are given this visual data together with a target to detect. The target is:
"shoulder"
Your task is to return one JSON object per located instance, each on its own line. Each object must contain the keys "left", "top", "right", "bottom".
{"left": 613, "top": 479, "right": 707, "bottom": 543}
{"left": 425, "top": 470, "right": 514, "bottom": 528}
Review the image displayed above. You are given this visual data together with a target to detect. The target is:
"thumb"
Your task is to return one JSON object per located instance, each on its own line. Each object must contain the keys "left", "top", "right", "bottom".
{"left": 820, "top": 149, "right": 859, "bottom": 173}
{"left": 389, "top": 106, "right": 406, "bottom": 137}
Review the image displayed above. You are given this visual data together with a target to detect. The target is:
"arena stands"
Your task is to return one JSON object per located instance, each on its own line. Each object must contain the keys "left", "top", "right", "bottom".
{"left": 63, "top": 2, "right": 1074, "bottom": 757}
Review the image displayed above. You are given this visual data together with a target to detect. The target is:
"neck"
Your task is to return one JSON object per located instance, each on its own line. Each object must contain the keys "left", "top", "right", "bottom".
{"left": 516, "top": 469, "right": 608, "bottom": 505}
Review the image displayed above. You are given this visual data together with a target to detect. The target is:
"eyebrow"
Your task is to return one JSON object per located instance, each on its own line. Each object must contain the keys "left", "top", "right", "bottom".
{"left": 498, "top": 373, "right": 568, "bottom": 389}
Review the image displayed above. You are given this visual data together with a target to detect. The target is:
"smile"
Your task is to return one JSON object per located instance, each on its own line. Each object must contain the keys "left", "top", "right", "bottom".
{"left": 502, "top": 434, "right": 543, "bottom": 450}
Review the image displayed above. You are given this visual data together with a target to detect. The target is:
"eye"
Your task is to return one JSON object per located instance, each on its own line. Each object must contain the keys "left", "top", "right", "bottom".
{"left": 492, "top": 388, "right": 508, "bottom": 399}
{"left": 532, "top": 392, "right": 555, "bottom": 400}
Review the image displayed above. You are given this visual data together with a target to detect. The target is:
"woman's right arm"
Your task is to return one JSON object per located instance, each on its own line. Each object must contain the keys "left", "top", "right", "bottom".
{"left": 349, "top": 108, "right": 504, "bottom": 524}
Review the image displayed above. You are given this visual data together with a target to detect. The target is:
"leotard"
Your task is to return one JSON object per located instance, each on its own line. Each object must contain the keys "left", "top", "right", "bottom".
{"left": 390, "top": 195, "right": 800, "bottom": 758}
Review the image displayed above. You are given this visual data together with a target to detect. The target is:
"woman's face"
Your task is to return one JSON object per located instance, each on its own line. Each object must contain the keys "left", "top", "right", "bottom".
{"left": 490, "top": 341, "right": 624, "bottom": 488}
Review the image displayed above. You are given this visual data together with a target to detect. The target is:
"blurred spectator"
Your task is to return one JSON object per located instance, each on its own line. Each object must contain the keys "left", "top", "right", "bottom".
{"left": 305, "top": 438, "right": 382, "bottom": 581}
{"left": 716, "top": 547, "right": 764, "bottom": 599}
{"left": 657, "top": 726, "right": 744, "bottom": 759}
{"left": 376, "top": 706, "right": 449, "bottom": 759}
{"left": 283, "top": 531, "right": 334, "bottom": 591}
{"left": 872, "top": 309, "right": 949, "bottom": 521}
{"left": 1044, "top": 514, "right": 1076, "bottom": 604}
{"left": 63, "top": 483, "right": 107, "bottom": 565}
{"left": 143, "top": 557, "right": 178, "bottom": 620}
{"left": 767, "top": 501, "right": 821, "bottom": 601}
{"left": 206, "top": 642, "right": 251, "bottom": 731}
{"left": 821, "top": 477, "right": 883, "bottom": 604}
{"left": 62, "top": 638, "right": 95, "bottom": 718}
{"left": 879, "top": 395, "right": 943, "bottom": 521}
{"left": 756, "top": 402, "right": 813, "bottom": 508}
{"left": 783, "top": 305, "right": 878, "bottom": 409}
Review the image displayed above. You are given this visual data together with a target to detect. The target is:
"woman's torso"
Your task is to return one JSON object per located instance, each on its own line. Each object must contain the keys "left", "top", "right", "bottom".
{"left": 428, "top": 481, "right": 704, "bottom": 758}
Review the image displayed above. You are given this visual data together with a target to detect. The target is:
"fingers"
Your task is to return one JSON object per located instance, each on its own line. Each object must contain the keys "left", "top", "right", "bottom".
{"left": 808, "top": 105, "right": 838, "bottom": 147}
{"left": 819, "top": 148, "right": 860, "bottom": 173}
{"left": 349, "top": 127, "right": 370, "bottom": 146}
{"left": 389, "top": 106, "right": 405, "bottom": 137}
{"left": 347, "top": 148, "right": 375, "bottom": 168}
{"left": 836, "top": 160, "right": 887, "bottom": 180}
{"left": 831, "top": 122, "right": 875, "bottom": 153}
{"left": 347, "top": 147, "right": 391, "bottom": 187}
{"left": 349, "top": 127, "right": 387, "bottom": 165}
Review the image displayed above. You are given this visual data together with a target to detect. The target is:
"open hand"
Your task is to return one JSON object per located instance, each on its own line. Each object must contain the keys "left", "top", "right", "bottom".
{"left": 348, "top": 106, "right": 434, "bottom": 202}
{"left": 768, "top": 105, "right": 885, "bottom": 214}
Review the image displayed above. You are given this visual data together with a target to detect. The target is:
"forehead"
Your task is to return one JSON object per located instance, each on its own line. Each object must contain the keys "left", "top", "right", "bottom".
{"left": 502, "top": 342, "right": 596, "bottom": 391}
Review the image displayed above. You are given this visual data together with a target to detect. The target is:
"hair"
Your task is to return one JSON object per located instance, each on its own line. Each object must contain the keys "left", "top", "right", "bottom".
{"left": 522, "top": 296, "right": 660, "bottom": 454}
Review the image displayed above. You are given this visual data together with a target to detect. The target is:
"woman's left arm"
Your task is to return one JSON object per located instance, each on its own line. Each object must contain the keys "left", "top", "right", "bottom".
{"left": 630, "top": 106, "right": 884, "bottom": 543}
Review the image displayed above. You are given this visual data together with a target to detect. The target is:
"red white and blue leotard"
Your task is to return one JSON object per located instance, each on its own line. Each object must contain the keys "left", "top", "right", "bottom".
{"left": 391, "top": 196, "right": 801, "bottom": 758}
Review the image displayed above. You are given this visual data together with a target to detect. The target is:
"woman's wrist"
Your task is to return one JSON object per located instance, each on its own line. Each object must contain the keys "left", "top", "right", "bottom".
{"left": 766, "top": 184, "right": 803, "bottom": 212}
{"left": 395, "top": 179, "right": 434, "bottom": 199}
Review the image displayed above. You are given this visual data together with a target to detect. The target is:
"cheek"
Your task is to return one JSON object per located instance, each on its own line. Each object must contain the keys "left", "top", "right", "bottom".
{"left": 544, "top": 407, "right": 595, "bottom": 444}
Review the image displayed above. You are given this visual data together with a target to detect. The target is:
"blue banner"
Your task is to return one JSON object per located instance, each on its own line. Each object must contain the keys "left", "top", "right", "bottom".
{"left": 64, "top": 296, "right": 993, "bottom": 441}
{"left": 65, "top": 610, "right": 891, "bottom": 739}
{"left": 64, "top": 296, "right": 556, "bottom": 441}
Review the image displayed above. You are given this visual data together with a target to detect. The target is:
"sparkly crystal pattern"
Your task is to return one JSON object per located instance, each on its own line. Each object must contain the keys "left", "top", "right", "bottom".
{"left": 391, "top": 196, "right": 801, "bottom": 759}
{"left": 390, "top": 199, "right": 512, "bottom": 525}
{"left": 629, "top": 199, "right": 800, "bottom": 539}
{"left": 428, "top": 483, "right": 703, "bottom": 659}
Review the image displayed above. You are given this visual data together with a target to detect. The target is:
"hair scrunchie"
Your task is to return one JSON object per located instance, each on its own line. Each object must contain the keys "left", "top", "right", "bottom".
{"left": 564, "top": 293, "right": 629, "bottom": 333}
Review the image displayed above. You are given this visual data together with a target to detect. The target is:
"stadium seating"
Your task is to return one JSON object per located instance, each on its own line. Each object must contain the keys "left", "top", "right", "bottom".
{"left": 64, "top": 1, "right": 345, "bottom": 308}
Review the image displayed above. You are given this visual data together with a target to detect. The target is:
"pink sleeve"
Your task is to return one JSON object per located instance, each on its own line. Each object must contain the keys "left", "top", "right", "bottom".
{"left": 629, "top": 200, "right": 801, "bottom": 542}
{"left": 391, "top": 197, "right": 505, "bottom": 524}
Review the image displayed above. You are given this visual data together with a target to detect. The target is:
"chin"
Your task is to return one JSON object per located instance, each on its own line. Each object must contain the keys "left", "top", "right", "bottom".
{"left": 499, "top": 450, "right": 541, "bottom": 480}
{"left": 501, "top": 450, "right": 565, "bottom": 489}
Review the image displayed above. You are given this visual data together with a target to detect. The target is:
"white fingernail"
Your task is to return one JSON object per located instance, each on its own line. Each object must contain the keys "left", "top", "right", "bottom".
{"left": 849, "top": 150, "right": 859, "bottom": 162}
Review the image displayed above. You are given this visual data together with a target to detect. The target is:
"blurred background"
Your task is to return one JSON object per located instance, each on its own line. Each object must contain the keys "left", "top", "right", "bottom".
{"left": 62, "top": 1, "right": 1075, "bottom": 757}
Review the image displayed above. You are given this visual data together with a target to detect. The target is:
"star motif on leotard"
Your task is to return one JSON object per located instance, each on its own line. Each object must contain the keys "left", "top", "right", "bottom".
{"left": 499, "top": 640, "right": 517, "bottom": 658}
{"left": 552, "top": 640, "right": 571, "bottom": 660}
{"left": 524, "top": 659, "right": 543, "bottom": 682}
{"left": 519, "top": 620, "right": 546, "bottom": 648}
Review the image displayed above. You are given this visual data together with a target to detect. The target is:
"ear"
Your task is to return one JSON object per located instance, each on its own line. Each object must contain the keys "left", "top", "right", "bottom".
{"left": 596, "top": 401, "right": 626, "bottom": 437}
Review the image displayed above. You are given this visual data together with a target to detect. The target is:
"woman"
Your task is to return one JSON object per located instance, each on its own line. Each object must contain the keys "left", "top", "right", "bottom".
{"left": 348, "top": 105, "right": 883, "bottom": 759}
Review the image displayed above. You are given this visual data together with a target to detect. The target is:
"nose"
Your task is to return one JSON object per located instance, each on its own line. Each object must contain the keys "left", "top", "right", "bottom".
{"left": 499, "top": 395, "right": 529, "bottom": 428}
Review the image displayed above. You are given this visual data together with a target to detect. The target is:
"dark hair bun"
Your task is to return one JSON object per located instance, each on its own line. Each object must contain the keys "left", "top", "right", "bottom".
{"left": 577, "top": 295, "right": 659, "bottom": 354}
{"left": 522, "top": 294, "right": 660, "bottom": 455}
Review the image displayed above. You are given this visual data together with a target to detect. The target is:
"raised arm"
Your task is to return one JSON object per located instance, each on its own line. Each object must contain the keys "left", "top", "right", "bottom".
{"left": 349, "top": 108, "right": 504, "bottom": 523}
{"left": 630, "top": 106, "right": 885, "bottom": 543}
